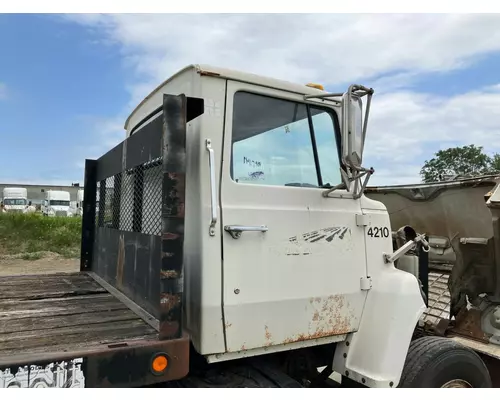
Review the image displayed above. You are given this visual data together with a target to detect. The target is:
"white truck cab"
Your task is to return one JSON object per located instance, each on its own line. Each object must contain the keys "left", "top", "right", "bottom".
{"left": 82, "top": 64, "right": 490, "bottom": 388}
{"left": 2, "top": 187, "right": 28, "bottom": 213}
{"left": 120, "top": 65, "right": 432, "bottom": 388}
{"left": 42, "top": 190, "right": 72, "bottom": 217}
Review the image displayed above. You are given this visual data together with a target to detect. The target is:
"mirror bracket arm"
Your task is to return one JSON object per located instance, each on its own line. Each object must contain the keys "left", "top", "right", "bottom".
{"left": 322, "top": 166, "right": 374, "bottom": 199}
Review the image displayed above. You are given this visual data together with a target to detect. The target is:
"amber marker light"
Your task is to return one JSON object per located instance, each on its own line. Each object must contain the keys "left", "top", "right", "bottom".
{"left": 151, "top": 353, "right": 169, "bottom": 375}
{"left": 306, "top": 83, "right": 325, "bottom": 90}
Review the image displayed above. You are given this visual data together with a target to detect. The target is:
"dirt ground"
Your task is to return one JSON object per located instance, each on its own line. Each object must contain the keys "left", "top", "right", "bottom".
{"left": 0, "top": 252, "right": 79, "bottom": 276}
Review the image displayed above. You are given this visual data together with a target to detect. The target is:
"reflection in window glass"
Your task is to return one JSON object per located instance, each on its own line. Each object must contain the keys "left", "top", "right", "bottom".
{"left": 231, "top": 92, "right": 342, "bottom": 188}
{"left": 310, "top": 108, "right": 342, "bottom": 187}
{"left": 231, "top": 92, "right": 318, "bottom": 187}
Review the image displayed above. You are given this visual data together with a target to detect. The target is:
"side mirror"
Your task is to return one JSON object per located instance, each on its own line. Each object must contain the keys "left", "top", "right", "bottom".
{"left": 324, "top": 84, "right": 374, "bottom": 199}
{"left": 341, "top": 89, "right": 365, "bottom": 170}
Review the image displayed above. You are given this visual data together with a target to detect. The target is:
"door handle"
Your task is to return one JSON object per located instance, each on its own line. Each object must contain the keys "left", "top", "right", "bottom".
{"left": 206, "top": 139, "right": 217, "bottom": 236}
{"left": 224, "top": 225, "right": 268, "bottom": 239}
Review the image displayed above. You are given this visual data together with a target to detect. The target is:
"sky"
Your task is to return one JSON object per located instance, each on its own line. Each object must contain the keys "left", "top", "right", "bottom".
{"left": 2, "top": 13, "right": 500, "bottom": 186}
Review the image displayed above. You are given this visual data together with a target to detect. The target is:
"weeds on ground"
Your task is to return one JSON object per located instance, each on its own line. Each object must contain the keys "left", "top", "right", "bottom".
{"left": 0, "top": 213, "right": 81, "bottom": 259}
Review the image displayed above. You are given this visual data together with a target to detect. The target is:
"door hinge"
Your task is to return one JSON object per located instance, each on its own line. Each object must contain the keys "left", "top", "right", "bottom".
{"left": 360, "top": 276, "right": 372, "bottom": 291}
{"left": 356, "top": 214, "right": 369, "bottom": 227}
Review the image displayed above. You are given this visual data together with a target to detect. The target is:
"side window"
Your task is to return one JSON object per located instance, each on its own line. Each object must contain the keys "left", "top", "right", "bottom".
{"left": 231, "top": 91, "right": 342, "bottom": 188}
{"left": 231, "top": 92, "right": 318, "bottom": 187}
{"left": 310, "top": 107, "right": 342, "bottom": 187}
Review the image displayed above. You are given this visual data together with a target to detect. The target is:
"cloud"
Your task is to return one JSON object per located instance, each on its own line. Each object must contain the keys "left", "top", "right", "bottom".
{"left": 72, "top": 114, "right": 126, "bottom": 168}
{"left": 64, "top": 14, "right": 500, "bottom": 185}
{"left": 68, "top": 14, "right": 500, "bottom": 89}
{"left": 364, "top": 84, "right": 500, "bottom": 185}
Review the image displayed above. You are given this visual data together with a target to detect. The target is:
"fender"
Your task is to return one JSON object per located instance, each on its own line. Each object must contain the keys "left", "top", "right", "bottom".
{"left": 332, "top": 268, "right": 426, "bottom": 387}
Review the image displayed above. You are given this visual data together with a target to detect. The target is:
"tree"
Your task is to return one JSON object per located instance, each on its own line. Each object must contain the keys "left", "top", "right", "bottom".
{"left": 490, "top": 154, "right": 500, "bottom": 174}
{"left": 420, "top": 145, "right": 495, "bottom": 183}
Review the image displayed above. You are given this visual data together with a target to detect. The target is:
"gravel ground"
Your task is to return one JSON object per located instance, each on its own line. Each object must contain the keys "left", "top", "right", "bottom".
{"left": 0, "top": 252, "right": 79, "bottom": 276}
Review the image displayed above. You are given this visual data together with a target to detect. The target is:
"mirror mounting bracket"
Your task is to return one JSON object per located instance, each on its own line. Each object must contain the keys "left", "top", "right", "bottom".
{"left": 323, "top": 166, "right": 374, "bottom": 199}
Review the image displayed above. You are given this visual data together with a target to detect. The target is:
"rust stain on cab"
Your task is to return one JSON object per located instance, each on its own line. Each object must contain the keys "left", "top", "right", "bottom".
{"left": 264, "top": 325, "right": 273, "bottom": 346}
{"left": 312, "top": 311, "right": 320, "bottom": 322}
{"left": 284, "top": 294, "right": 354, "bottom": 344}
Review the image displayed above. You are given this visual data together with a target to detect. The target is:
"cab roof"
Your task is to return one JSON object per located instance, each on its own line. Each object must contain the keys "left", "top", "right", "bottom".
{"left": 124, "top": 64, "right": 330, "bottom": 130}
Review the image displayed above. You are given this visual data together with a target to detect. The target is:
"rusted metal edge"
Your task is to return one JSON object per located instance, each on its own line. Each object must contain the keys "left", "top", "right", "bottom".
{"left": 0, "top": 332, "right": 189, "bottom": 369}
{"left": 87, "top": 271, "right": 159, "bottom": 332}
{"left": 365, "top": 180, "right": 498, "bottom": 203}
{"left": 366, "top": 174, "right": 500, "bottom": 192}
{"left": 448, "top": 308, "right": 491, "bottom": 343}
{"left": 365, "top": 181, "right": 494, "bottom": 203}
{"left": 449, "top": 336, "right": 500, "bottom": 361}
{"left": 85, "top": 333, "right": 190, "bottom": 387}
{"left": 159, "top": 94, "right": 204, "bottom": 341}
{"left": 160, "top": 94, "right": 187, "bottom": 341}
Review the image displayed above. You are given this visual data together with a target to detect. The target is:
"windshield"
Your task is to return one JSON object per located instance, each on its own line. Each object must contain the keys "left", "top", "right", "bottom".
{"left": 3, "top": 198, "right": 27, "bottom": 206}
{"left": 49, "top": 200, "right": 70, "bottom": 207}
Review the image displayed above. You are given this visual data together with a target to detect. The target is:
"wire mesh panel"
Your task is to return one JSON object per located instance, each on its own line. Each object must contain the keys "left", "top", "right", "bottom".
{"left": 95, "top": 158, "right": 162, "bottom": 236}
{"left": 141, "top": 158, "right": 163, "bottom": 235}
{"left": 101, "top": 176, "right": 116, "bottom": 228}
{"left": 120, "top": 172, "right": 134, "bottom": 232}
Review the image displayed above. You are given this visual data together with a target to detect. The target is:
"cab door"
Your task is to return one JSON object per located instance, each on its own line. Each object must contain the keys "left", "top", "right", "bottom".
{"left": 220, "top": 81, "right": 369, "bottom": 352}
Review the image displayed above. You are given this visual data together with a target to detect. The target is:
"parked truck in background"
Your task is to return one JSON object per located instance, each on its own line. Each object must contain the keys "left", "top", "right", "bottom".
{"left": 76, "top": 189, "right": 84, "bottom": 217}
{"left": 0, "top": 65, "right": 493, "bottom": 388}
{"left": 69, "top": 189, "right": 85, "bottom": 217}
{"left": 41, "top": 190, "right": 72, "bottom": 217}
{"left": 2, "top": 187, "right": 28, "bottom": 213}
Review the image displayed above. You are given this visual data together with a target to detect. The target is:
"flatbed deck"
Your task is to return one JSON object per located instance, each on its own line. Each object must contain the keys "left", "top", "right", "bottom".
{"left": 0, "top": 272, "right": 157, "bottom": 365}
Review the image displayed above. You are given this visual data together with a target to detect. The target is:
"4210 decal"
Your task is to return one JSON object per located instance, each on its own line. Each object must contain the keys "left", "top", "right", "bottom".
{"left": 367, "top": 227, "right": 390, "bottom": 238}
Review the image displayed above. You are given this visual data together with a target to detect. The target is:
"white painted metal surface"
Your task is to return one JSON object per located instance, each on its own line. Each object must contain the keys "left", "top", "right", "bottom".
{"left": 206, "top": 334, "right": 347, "bottom": 364}
{"left": 121, "top": 69, "right": 227, "bottom": 355}
{"left": 124, "top": 64, "right": 335, "bottom": 135}
{"left": 182, "top": 75, "right": 227, "bottom": 355}
{"left": 332, "top": 197, "right": 426, "bottom": 388}
{"left": 125, "top": 67, "right": 198, "bottom": 137}
{"left": 220, "top": 80, "right": 368, "bottom": 353}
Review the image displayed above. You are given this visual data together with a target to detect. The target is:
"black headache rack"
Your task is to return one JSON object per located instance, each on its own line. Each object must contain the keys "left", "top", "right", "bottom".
{"left": 79, "top": 93, "right": 204, "bottom": 386}
{"left": 0, "top": 94, "right": 204, "bottom": 388}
